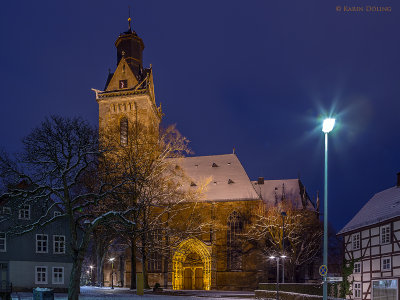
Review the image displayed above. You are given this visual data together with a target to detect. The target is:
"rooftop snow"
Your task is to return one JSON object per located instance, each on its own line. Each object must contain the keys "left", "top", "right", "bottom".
{"left": 338, "top": 186, "right": 400, "bottom": 235}
{"left": 171, "top": 154, "right": 260, "bottom": 202}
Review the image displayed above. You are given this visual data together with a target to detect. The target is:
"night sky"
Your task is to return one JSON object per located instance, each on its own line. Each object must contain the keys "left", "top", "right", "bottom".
{"left": 0, "top": 1, "right": 399, "bottom": 232}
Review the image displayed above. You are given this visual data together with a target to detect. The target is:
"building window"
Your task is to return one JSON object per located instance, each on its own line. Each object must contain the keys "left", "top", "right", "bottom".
{"left": 119, "top": 79, "right": 128, "bottom": 89}
{"left": 0, "top": 233, "right": 6, "bottom": 252}
{"left": 148, "top": 230, "right": 162, "bottom": 272}
{"left": 35, "top": 266, "right": 47, "bottom": 284}
{"left": 120, "top": 117, "right": 128, "bottom": 145}
{"left": 227, "top": 211, "right": 243, "bottom": 270}
{"left": 148, "top": 252, "right": 162, "bottom": 273}
{"left": 36, "top": 234, "right": 48, "bottom": 253}
{"left": 54, "top": 211, "right": 61, "bottom": 217}
{"left": 53, "top": 235, "right": 65, "bottom": 254}
{"left": 352, "top": 233, "right": 360, "bottom": 250}
{"left": 354, "top": 282, "right": 362, "bottom": 298}
{"left": 2, "top": 207, "right": 11, "bottom": 214}
{"left": 373, "top": 280, "right": 398, "bottom": 300}
{"left": 354, "top": 262, "right": 361, "bottom": 273}
{"left": 52, "top": 267, "right": 64, "bottom": 284}
{"left": 381, "top": 225, "right": 391, "bottom": 244}
{"left": 19, "top": 205, "right": 30, "bottom": 220}
{"left": 382, "top": 257, "right": 391, "bottom": 271}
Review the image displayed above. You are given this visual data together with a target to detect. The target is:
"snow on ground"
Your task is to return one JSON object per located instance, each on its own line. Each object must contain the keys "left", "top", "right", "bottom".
{"left": 11, "top": 286, "right": 255, "bottom": 300}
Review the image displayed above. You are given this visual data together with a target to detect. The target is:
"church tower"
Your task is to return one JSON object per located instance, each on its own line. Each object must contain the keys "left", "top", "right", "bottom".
{"left": 93, "top": 18, "right": 162, "bottom": 140}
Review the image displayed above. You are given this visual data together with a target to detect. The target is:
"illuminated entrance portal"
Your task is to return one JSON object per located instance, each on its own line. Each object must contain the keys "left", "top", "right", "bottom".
{"left": 172, "top": 238, "right": 211, "bottom": 290}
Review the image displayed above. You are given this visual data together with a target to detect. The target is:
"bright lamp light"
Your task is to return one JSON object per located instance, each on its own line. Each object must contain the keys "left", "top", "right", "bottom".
{"left": 322, "top": 118, "right": 335, "bottom": 133}
{"left": 109, "top": 257, "right": 115, "bottom": 262}
{"left": 269, "top": 256, "right": 276, "bottom": 259}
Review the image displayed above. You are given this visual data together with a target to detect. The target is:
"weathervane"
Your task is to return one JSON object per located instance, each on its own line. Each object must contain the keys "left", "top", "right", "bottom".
{"left": 128, "top": 6, "right": 132, "bottom": 31}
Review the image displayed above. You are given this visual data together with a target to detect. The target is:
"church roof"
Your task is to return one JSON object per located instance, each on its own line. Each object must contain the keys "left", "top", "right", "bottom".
{"left": 338, "top": 186, "right": 400, "bottom": 235}
{"left": 251, "top": 178, "right": 315, "bottom": 210}
{"left": 172, "top": 154, "right": 260, "bottom": 202}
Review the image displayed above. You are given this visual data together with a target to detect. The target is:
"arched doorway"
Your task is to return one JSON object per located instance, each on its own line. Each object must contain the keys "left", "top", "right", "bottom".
{"left": 172, "top": 238, "right": 211, "bottom": 290}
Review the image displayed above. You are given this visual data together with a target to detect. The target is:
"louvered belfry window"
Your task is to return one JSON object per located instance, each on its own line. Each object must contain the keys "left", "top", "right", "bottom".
{"left": 120, "top": 117, "right": 128, "bottom": 145}
{"left": 227, "top": 211, "right": 243, "bottom": 270}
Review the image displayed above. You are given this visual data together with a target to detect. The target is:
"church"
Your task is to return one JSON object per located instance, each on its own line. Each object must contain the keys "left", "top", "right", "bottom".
{"left": 94, "top": 19, "right": 318, "bottom": 290}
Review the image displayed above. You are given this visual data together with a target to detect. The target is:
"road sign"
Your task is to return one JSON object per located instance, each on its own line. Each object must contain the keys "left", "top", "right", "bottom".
{"left": 319, "top": 265, "right": 328, "bottom": 276}
{"left": 326, "top": 277, "right": 343, "bottom": 282}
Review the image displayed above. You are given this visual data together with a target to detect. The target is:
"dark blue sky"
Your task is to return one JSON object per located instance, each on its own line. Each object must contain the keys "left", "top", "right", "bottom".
{"left": 0, "top": 1, "right": 399, "bottom": 231}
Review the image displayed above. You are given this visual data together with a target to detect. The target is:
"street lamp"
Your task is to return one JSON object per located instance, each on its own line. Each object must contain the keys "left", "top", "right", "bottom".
{"left": 281, "top": 211, "right": 287, "bottom": 284}
{"left": 269, "top": 256, "right": 280, "bottom": 300}
{"left": 109, "top": 258, "right": 115, "bottom": 290}
{"left": 322, "top": 118, "right": 335, "bottom": 300}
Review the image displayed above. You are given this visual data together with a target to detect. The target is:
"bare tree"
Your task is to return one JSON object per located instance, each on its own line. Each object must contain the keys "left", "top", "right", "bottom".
{"left": 98, "top": 120, "right": 209, "bottom": 288}
{"left": 0, "top": 116, "right": 136, "bottom": 300}
{"left": 246, "top": 201, "right": 322, "bottom": 282}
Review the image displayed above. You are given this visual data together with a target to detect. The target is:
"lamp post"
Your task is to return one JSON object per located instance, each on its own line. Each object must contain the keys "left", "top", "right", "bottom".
{"left": 322, "top": 118, "right": 335, "bottom": 300}
{"left": 270, "top": 255, "right": 287, "bottom": 300}
{"left": 89, "top": 265, "right": 94, "bottom": 285}
{"left": 270, "top": 256, "right": 280, "bottom": 300}
{"left": 281, "top": 211, "right": 287, "bottom": 283}
{"left": 109, "top": 258, "right": 115, "bottom": 289}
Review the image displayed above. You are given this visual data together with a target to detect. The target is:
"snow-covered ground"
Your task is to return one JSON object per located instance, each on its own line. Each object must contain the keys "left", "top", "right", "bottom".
{"left": 11, "top": 286, "right": 255, "bottom": 300}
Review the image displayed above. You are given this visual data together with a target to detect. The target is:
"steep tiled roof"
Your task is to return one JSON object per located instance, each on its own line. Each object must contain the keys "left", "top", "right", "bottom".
{"left": 338, "top": 186, "right": 400, "bottom": 235}
{"left": 252, "top": 179, "right": 315, "bottom": 209}
{"left": 172, "top": 154, "right": 260, "bottom": 202}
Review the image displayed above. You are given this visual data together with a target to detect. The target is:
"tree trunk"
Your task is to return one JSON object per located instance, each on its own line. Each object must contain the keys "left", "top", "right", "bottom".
{"left": 141, "top": 234, "right": 150, "bottom": 289}
{"left": 68, "top": 251, "right": 84, "bottom": 300}
{"left": 130, "top": 238, "right": 137, "bottom": 289}
{"left": 163, "top": 232, "right": 169, "bottom": 289}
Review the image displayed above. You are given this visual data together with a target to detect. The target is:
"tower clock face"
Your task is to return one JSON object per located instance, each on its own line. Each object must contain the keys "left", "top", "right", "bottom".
{"left": 119, "top": 80, "right": 128, "bottom": 89}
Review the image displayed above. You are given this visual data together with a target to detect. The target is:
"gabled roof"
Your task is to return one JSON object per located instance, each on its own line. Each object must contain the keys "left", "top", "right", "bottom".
{"left": 251, "top": 178, "right": 315, "bottom": 210}
{"left": 338, "top": 186, "right": 400, "bottom": 235}
{"left": 172, "top": 154, "right": 260, "bottom": 202}
{"left": 105, "top": 57, "right": 139, "bottom": 91}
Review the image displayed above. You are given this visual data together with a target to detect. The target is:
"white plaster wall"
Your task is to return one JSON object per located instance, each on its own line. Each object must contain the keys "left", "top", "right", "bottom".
{"left": 363, "top": 273, "right": 371, "bottom": 281}
{"left": 362, "top": 239, "right": 369, "bottom": 248}
{"left": 372, "top": 272, "right": 381, "bottom": 278}
{"left": 354, "top": 250, "right": 361, "bottom": 259}
{"left": 372, "top": 259, "right": 380, "bottom": 271}
{"left": 362, "top": 230, "right": 370, "bottom": 238}
{"left": 371, "top": 236, "right": 379, "bottom": 246}
{"left": 392, "top": 255, "right": 400, "bottom": 267}
{"left": 353, "top": 274, "right": 362, "bottom": 281}
{"left": 394, "top": 221, "right": 400, "bottom": 230}
{"left": 381, "top": 244, "right": 392, "bottom": 254}
{"left": 395, "top": 243, "right": 400, "bottom": 252}
{"left": 371, "top": 246, "right": 380, "bottom": 256}
{"left": 371, "top": 227, "right": 379, "bottom": 236}
{"left": 382, "top": 271, "right": 392, "bottom": 277}
{"left": 363, "top": 260, "right": 370, "bottom": 272}
{"left": 393, "top": 268, "right": 400, "bottom": 276}
{"left": 364, "top": 248, "right": 371, "bottom": 257}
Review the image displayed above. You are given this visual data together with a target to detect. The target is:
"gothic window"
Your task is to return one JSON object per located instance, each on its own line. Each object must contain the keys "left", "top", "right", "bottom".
{"left": 227, "top": 211, "right": 243, "bottom": 270}
{"left": 147, "top": 230, "right": 162, "bottom": 272}
{"left": 120, "top": 117, "right": 128, "bottom": 145}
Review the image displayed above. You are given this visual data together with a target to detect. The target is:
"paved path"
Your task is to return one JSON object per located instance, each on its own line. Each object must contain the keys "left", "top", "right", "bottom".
{"left": 11, "top": 286, "right": 255, "bottom": 300}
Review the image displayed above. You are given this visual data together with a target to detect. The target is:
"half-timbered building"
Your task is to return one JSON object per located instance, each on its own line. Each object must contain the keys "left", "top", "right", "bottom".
{"left": 338, "top": 173, "right": 400, "bottom": 300}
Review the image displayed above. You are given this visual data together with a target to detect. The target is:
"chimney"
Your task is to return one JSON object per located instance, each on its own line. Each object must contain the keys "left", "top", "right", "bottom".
{"left": 397, "top": 172, "right": 400, "bottom": 187}
{"left": 258, "top": 177, "right": 264, "bottom": 185}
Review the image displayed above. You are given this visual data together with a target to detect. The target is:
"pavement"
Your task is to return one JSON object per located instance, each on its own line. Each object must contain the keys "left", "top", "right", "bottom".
{"left": 11, "top": 286, "right": 256, "bottom": 300}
